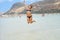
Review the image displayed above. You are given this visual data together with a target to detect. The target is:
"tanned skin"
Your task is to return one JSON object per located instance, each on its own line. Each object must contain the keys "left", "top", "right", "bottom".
{"left": 26, "top": 5, "right": 33, "bottom": 24}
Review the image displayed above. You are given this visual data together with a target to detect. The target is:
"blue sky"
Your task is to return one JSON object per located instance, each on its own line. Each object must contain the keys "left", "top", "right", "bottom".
{"left": 0, "top": 0, "right": 43, "bottom": 12}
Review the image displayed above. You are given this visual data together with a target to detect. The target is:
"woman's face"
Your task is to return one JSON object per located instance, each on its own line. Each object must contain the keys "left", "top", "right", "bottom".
{"left": 28, "top": 6, "right": 32, "bottom": 9}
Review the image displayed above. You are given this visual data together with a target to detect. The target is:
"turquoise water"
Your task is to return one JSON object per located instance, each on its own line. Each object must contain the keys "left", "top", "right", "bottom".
{"left": 0, "top": 14, "right": 60, "bottom": 40}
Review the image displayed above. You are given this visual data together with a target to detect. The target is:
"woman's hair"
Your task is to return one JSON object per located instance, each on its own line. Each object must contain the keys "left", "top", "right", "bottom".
{"left": 30, "top": 5, "right": 32, "bottom": 8}
{"left": 28, "top": 5, "right": 33, "bottom": 9}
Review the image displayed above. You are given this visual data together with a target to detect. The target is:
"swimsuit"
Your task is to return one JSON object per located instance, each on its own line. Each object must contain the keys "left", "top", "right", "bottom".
{"left": 27, "top": 15, "right": 32, "bottom": 19}
{"left": 26, "top": 10, "right": 31, "bottom": 11}
{"left": 26, "top": 10, "right": 32, "bottom": 19}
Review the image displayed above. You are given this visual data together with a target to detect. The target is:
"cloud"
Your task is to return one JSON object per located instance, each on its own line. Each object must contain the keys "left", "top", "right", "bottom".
{"left": 0, "top": 0, "right": 43, "bottom": 4}
{"left": 0, "top": 0, "right": 4, "bottom": 3}
{"left": 8, "top": 0, "right": 13, "bottom": 2}
{"left": 0, "top": 0, "right": 13, "bottom": 3}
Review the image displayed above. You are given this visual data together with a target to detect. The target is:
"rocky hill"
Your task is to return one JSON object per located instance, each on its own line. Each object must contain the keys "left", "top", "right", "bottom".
{"left": 4, "top": 2, "right": 25, "bottom": 15}
{"left": 31, "top": 0, "right": 60, "bottom": 13}
{"left": 3, "top": 0, "right": 60, "bottom": 15}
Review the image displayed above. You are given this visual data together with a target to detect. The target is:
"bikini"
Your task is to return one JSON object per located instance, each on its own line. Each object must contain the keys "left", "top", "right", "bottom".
{"left": 27, "top": 15, "right": 32, "bottom": 19}
{"left": 26, "top": 10, "right": 31, "bottom": 11}
{"left": 26, "top": 10, "right": 32, "bottom": 19}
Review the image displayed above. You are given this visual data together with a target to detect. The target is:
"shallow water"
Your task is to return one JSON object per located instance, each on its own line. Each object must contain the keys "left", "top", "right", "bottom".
{"left": 0, "top": 14, "right": 60, "bottom": 40}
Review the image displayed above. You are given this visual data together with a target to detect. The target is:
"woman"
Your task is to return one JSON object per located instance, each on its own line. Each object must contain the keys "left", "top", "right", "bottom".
{"left": 26, "top": 5, "right": 33, "bottom": 24}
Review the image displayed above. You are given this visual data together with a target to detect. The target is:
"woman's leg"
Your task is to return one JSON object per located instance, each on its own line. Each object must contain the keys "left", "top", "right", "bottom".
{"left": 27, "top": 18, "right": 30, "bottom": 24}
{"left": 29, "top": 17, "right": 32, "bottom": 23}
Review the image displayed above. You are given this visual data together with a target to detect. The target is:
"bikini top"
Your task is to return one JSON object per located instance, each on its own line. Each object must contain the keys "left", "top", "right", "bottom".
{"left": 26, "top": 10, "right": 31, "bottom": 11}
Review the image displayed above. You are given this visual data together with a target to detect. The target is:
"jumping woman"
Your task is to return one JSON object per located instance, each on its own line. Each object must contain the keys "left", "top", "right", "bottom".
{"left": 26, "top": 5, "right": 33, "bottom": 24}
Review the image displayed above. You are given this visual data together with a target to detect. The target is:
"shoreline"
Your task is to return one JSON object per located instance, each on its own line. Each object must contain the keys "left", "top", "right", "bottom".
{"left": 0, "top": 13, "right": 60, "bottom": 18}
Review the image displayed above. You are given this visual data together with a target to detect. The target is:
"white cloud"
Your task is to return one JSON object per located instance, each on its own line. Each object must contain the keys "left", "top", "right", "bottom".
{"left": 0, "top": 0, "right": 13, "bottom": 3}
{"left": 8, "top": 0, "right": 13, "bottom": 2}
{"left": 0, "top": 0, "right": 43, "bottom": 3}
{"left": 0, "top": 0, "right": 4, "bottom": 3}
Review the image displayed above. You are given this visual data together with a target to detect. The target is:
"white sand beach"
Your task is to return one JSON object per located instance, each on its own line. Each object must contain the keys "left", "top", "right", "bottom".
{"left": 0, "top": 14, "right": 60, "bottom": 40}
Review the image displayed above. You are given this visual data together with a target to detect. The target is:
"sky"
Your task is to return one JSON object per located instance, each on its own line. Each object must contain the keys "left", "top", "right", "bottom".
{"left": 0, "top": 0, "right": 43, "bottom": 13}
